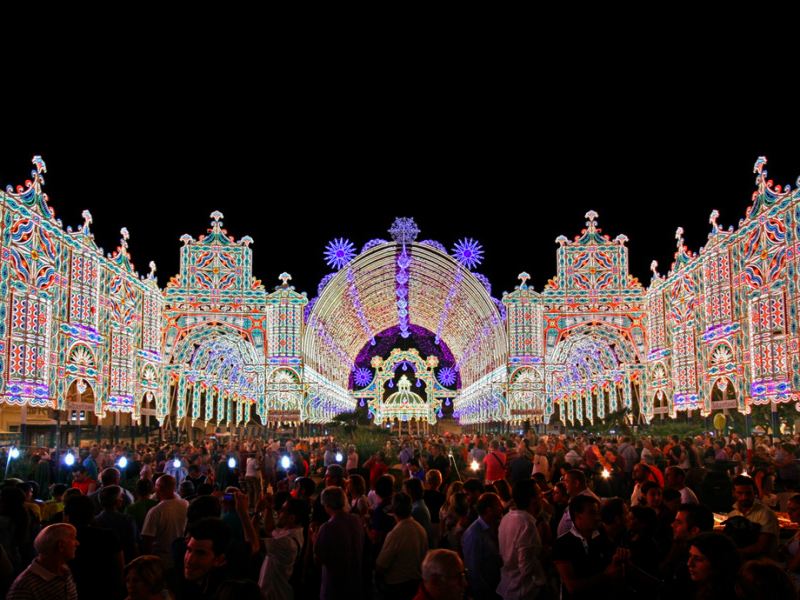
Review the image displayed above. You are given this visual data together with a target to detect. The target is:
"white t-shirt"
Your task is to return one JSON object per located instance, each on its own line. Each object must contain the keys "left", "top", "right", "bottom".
{"left": 259, "top": 527, "right": 305, "bottom": 600}
{"left": 141, "top": 497, "right": 189, "bottom": 568}
{"left": 246, "top": 457, "right": 260, "bottom": 477}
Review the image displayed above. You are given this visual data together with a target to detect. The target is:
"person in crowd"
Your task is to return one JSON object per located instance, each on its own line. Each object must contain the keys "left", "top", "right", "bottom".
{"left": 96, "top": 485, "right": 139, "bottom": 563}
{"left": 483, "top": 440, "right": 506, "bottom": 484}
{"left": 88, "top": 467, "right": 134, "bottom": 513}
{"left": 363, "top": 451, "right": 390, "bottom": 491}
{"left": 123, "top": 555, "right": 174, "bottom": 600}
{"left": 557, "top": 469, "right": 599, "bottom": 537}
{"left": 734, "top": 557, "right": 797, "bottom": 600}
{"left": 497, "top": 480, "right": 546, "bottom": 600}
{"left": 312, "top": 465, "right": 346, "bottom": 527}
{"left": 660, "top": 502, "right": 715, "bottom": 598}
{"left": 180, "top": 517, "right": 232, "bottom": 600}
{"left": 728, "top": 474, "right": 779, "bottom": 560}
{"left": 375, "top": 492, "right": 428, "bottom": 600}
{"left": 444, "top": 492, "right": 470, "bottom": 556}
{"left": 553, "top": 494, "right": 627, "bottom": 600}
{"left": 346, "top": 474, "right": 370, "bottom": 519}
{"left": 413, "top": 549, "right": 468, "bottom": 600}
{"left": 370, "top": 474, "right": 397, "bottom": 552}
{"left": 6, "top": 523, "right": 79, "bottom": 600}
{"left": 462, "top": 492, "right": 504, "bottom": 600}
{"left": 313, "top": 486, "right": 364, "bottom": 600}
{"left": 69, "top": 466, "right": 96, "bottom": 495}
{"left": 780, "top": 493, "right": 800, "bottom": 591}
{"left": 63, "top": 493, "right": 124, "bottom": 600}
{"left": 625, "top": 505, "right": 661, "bottom": 576}
{"left": 423, "top": 470, "right": 446, "bottom": 533}
{"left": 125, "top": 478, "right": 159, "bottom": 537}
{"left": 665, "top": 466, "right": 699, "bottom": 504}
{"left": 400, "top": 478, "right": 429, "bottom": 541}
{"left": 462, "top": 478, "right": 485, "bottom": 525}
{"left": 687, "top": 532, "right": 743, "bottom": 600}
{"left": 346, "top": 445, "right": 359, "bottom": 475}
{"left": 598, "top": 497, "right": 628, "bottom": 547}
{"left": 141, "top": 474, "right": 189, "bottom": 570}
{"left": 426, "top": 444, "right": 452, "bottom": 485}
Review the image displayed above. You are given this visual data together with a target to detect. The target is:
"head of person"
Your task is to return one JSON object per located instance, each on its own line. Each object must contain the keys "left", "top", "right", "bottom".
{"left": 374, "top": 474, "right": 395, "bottom": 501}
{"left": 449, "top": 492, "right": 469, "bottom": 519}
{"left": 511, "top": 479, "right": 541, "bottom": 515}
{"left": 187, "top": 495, "right": 222, "bottom": 526}
{"left": 627, "top": 505, "right": 658, "bottom": 537}
{"left": 688, "top": 532, "right": 743, "bottom": 590}
{"left": 293, "top": 477, "right": 316, "bottom": 500}
{"left": 732, "top": 475, "right": 757, "bottom": 510}
{"left": 665, "top": 466, "right": 686, "bottom": 489}
{"left": 184, "top": 518, "right": 232, "bottom": 581}
{"left": 155, "top": 474, "right": 177, "bottom": 500}
{"left": 71, "top": 465, "right": 88, "bottom": 482}
{"left": 34, "top": 523, "right": 79, "bottom": 562}
{"left": 734, "top": 558, "right": 797, "bottom": 600}
{"left": 672, "top": 503, "right": 714, "bottom": 542}
{"left": 403, "top": 477, "right": 424, "bottom": 502}
{"left": 179, "top": 481, "right": 195, "bottom": 499}
{"left": 52, "top": 483, "right": 68, "bottom": 500}
{"left": 641, "top": 481, "right": 663, "bottom": 509}
{"left": 320, "top": 486, "right": 347, "bottom": 514}
{"left": 787, "top": 494, "right": 800, "bottom": 524}
{"left": 420, "top": 549, "right": 468, "bottom": 600}
{"left": 99, "top": 485, "right": 123, "bottom": 511}
{"left": 345, "top": 474, "right": 366, "bottom": 498}
{"left": 124, "top": 555, "right": 168, "bottom": 600}
{"left": 569, "top": 495, "right": 601, "bottom": 534}
{"left": 564, "top": 469, "right": 587, "bottom": 497}
{"left": 552, "top": 481, "right": 568, "bottom": 506}
{"left": 600, "top": 497, "right": 629, "bottom": 534}
{"left": 392, "top": 491, "right": 413, "bottom": 520}
{"left": 463, "top": 478, "right": 485, "bottom": 506}
{"left": 476, "top": 492, "right": 504, "bottom": 526}
{"left": 277, "top": 497, "right": 306, "bottom": 529}
{"left": 421, "top": 468, "right": 441, "bottom": 489}
{"left": 135, "top": 477, "right": 154, "bottom": 500}
{"left": 324, "top": 464, "right": 345, "bottom": 488}
{"left": 493, "top": 478, "right": 512, "bottom": 503}
{"left": 64, "top": 494, "right": 96, "bottom": 527}
{"left": 633, "top": 462, "right": 651, "bottom": 484}
{"left": 188, "top": 464, "right": 202, "bottom": 477}
{"left": 100, "top": 467, "right": 121, "bottom": 487}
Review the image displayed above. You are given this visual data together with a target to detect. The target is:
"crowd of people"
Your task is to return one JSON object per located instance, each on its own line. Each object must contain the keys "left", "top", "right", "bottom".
{"left": 1, "top": 429, "right": 800, "bottom": 600}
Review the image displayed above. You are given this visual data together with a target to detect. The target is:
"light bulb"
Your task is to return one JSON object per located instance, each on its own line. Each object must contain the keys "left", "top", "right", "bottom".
{"left": 9, "top": 447, "right": 19, "bottom": 459}
{"left": 64, "top": 453, "right": 75, "bottom": 466}
{"left": 471, "top": 460, "right": 479, "bottom": 471}
{"left": 118, "top": 456, "right": 128, "bottom": 469}
{"left": 336, "top": 452, "right": 343, "bottom": 462}
{"left": 173, "top": 458, "right": 181, "bottom": 469}
{"left": 228, "top": 457, "right": 236, "bottom": 469}
{"left": 281, "top": 455, "right": 291, "bottom": 469}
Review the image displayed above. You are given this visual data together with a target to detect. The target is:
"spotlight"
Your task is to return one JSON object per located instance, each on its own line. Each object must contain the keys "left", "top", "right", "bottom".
{"left": 228, "top": 457, "right": 236, "bottom": 469}
{"left": 64, "top": 453, "right": 75, "bottom": 466}
{"left": 173, "top": 458, "right": 181, "bottom": 469}
{"left": 9, "top": 447, "right": 19, "bottom": 459}
{"left": 280, "top": 455, "right": 291, "bottom": 469}
{"left": 118, "top": 456, "right": 128, "bottom": 469}
{"left": 602, "top": 469, "right": 610, "bottom": 479}
{"left": 335, "top": 452, "right": 343, "bottom": 462}
{"left": 471, "top": 460, "right": 479, "bottom": 471}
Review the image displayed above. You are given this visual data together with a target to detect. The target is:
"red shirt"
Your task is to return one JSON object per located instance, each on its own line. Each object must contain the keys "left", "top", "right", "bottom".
{"left": 365, "top": 460, "right": 388, "bottom": 489}
{"left": 484, "top": 450, "right": 507, "bottom": 482}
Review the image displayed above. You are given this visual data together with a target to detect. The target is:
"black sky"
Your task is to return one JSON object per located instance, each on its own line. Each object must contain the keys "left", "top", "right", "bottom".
{"left": 1, "top": 59, "right": 798, "bottom": 302}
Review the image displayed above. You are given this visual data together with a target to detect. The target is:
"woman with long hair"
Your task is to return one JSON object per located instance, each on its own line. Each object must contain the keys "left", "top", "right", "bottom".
{"left": 688, "top": 532, "right": 743, "bottom": 600}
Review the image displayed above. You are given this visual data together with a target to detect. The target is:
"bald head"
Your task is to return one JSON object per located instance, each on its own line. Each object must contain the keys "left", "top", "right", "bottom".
{"left": 155, "top": 475, "right": 177, "bottom": 500}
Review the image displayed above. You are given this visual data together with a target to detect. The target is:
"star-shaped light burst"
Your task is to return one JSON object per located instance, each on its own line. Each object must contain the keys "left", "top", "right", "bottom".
{"left": 324, "top": 238, "right": 356, "bottom": 270}
{"left": 354, "top": 367, "right": 373, "bottom": 387}
{"left": 437, "top": 366, "right": 457, "bottom": 387}
{"left": 452, "top": 238, "right": 484, "bottom": 270}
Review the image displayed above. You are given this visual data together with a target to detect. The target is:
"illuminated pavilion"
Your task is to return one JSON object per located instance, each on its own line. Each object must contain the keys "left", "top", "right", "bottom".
{"left": 0, "top": 156, "right": 799, "bottom": 445}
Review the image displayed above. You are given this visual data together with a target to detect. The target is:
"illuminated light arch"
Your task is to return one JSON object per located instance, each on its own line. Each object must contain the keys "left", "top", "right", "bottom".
{"left": 304, "top": 228, "right": 507, "bottom": 413}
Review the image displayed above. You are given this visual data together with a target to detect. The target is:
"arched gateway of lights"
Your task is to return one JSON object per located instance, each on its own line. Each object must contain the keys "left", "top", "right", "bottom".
{"left": 1, "top": 156, "right": 800, "bottom": 444}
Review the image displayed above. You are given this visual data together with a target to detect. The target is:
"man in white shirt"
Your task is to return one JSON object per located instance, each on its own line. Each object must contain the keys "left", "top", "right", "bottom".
{"left": 664, "top": 466, "right": 698, "bottom": 504}
{"left": 141, "top": 475, "right": 189, "bottom": 569}
{"left": 238, "top": 492, "right": 305, "bottom": 600}
{"left": 557, "top": 469, "right": 599, "bottom": 537}
{"left": 498, "top": 480, "right": 546, "bottom": 600}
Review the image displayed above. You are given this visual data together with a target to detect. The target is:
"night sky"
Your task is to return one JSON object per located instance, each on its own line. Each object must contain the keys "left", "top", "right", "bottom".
{"left": 1, "top": 106, "right": 798, "bottom": 305}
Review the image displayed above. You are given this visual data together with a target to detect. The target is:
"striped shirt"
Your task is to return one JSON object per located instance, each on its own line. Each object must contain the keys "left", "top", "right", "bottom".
{"left": 7, "top": 560, "right": 78, "bottom": 600}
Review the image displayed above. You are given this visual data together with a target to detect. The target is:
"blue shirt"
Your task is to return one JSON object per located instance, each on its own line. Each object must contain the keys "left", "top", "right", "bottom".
{"left": 461, "top": 516, "right": 502, "bottom": 598}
